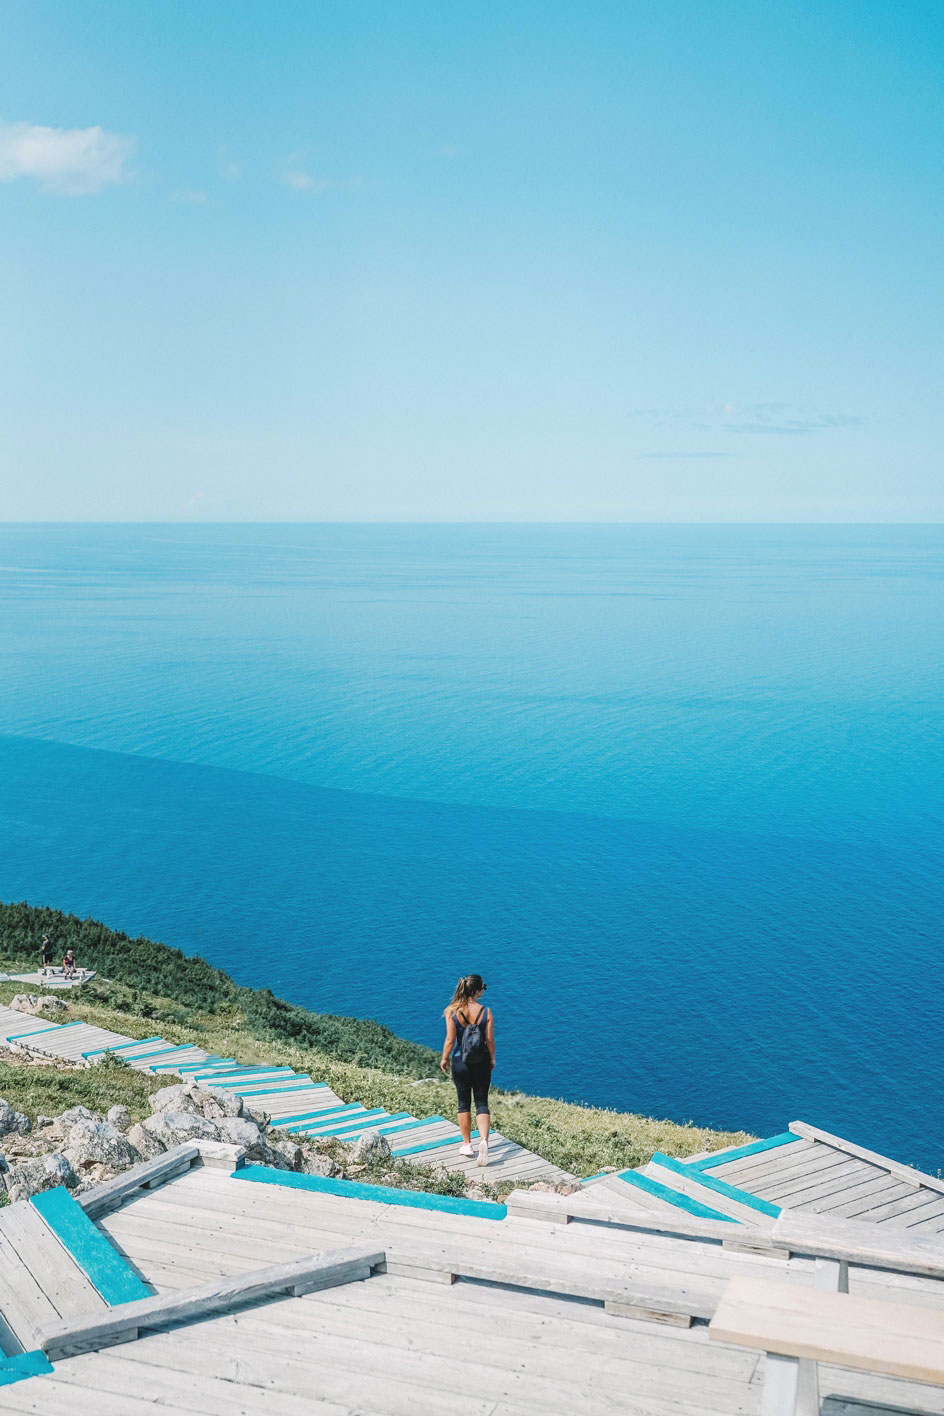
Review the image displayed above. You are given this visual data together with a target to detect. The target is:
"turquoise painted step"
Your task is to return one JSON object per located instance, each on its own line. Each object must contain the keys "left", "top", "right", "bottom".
{"left": 613, "top": 1169, "right": 738, "bottom": 1223}
{"left": 322, "top": 1112, "right": 413, "bottom": 1139}
{"left": 235, "top": 1165, "right": 507, "bottom": 1220}
{"left": 391, "top": 1128, "right": 477, "bottom": 1158}
{"left": 150, "top": 1056, "right": 232, "bottom": 1072}
{"left": 688, "top": 1132, "right": 799, "bottom": 1171}
{"left": 648, "top": 1152, "right": 781, "bottom": 1219}
{"left": 6, "top": 1019, "right": 81, "bottom": 1041}
{"left": 182, "top": 1065, "right": 289, "bottom": 1081}
{"left": 83, "top": 1036, "right": 162, "bottom": 1058}
{"left": 272, "top": 1103, "right": 362, "bottom": 1129}
{"left": 295, "top": 1107, "right": 386, "bottom": 1135}
{"left": 236, "top": 1081, "right": 323, "bottom": 1100}
{"left": 0, "top": 1352, "right": 53, "bottom": 1387}
{"left": 184, "top": 1066, "right": 296, "bottom": 1083}
{"left": 305, "top": 1111, "right": 414, "bottom": 1139}
{"left": 31, "top": 1187, "right": 151, "bottom": 1305}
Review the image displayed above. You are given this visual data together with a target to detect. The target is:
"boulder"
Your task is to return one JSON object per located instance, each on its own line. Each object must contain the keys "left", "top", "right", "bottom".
{"left": 301, "top": 1151, "right": 341, "bottom": 1178}
{"left": 214, "top": 1116, "right": 265, "bottom": 1153}
{"left": 197, "top": 1088, "right": 244, "bottom": 1121}
{"left": 127, "top": 1122, "right": 166, "bottom": 1160}
{"left": 148, "top": 1085, "right": 201, "bottom": 1116}
{"left": 36, "top": 1115, "right": 55, "bottom": 1129}
{"left": 142, "top": 1110, "right": 220, "bottom": 1146}
{"left": 349, "top": 1130, "right": 391, "bottom": 1163}
{"left": 0, "top": 1100, "right": 32, "bottom": 1137}
{"left": 106, "top": 1104, "right": 132, "bottom": 1132}
{"left": 10, "top": 993, "right": 69, "bottom": 1016}
{"left": 5, "top": 1152, "right": 78, "bottom": 1203}
{"left": 57, "top": 1106, "right": 99, "bottom": 1126}
{"left": 268, "top": 1139, "right": 304, "bottom": 1172}
{"left": 65, "top": 1118, "right": 140, "bottom": 1174}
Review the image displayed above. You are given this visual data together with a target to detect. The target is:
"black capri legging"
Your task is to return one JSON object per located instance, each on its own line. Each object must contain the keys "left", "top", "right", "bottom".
{"left": 451, "top": 1059, "right": 492, "bottom": 1116}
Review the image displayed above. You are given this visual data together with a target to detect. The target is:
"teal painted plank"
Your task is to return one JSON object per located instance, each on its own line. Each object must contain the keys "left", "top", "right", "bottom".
{"left": 0, "top": 1352, "right": 54, "bottom": 1385}
{"left": 121, "top": 1043, "right": 189, "bottom": 1063}
{"left": 5, "top": 1019, "right": 81, "bottom": 1041}
{"left": 391, "top": 1129, "right": 476, "bottom": 1158}
{"left": 325, "top": 1112, "right": 412, "bottom": 1138}
{"left": 143, "top": 1048, "right": 212, "bottom": 1070}
{"left": 615, "top": 1170, "right": 738, "bottom": 1223}
{"left": 182, "top": 1065, "right": 286, "bottom": 1081}
{"left": 581, "top": 1170, "right": 608, "bottom": 1182}
{"left": 651, "top": 1152, "right": 781, "bottom": 1217}
{"left": 149, "top": 1056, "right": 233, "bottom": 1072}
{"left": 297, "top": 1107, "right": 386, "bottom": 1135}
{"left": 31, "top": 1187, "right": 151, "bottom": 1305}
{"left": 233, "top": 1081, "right": 321, "bottom": 1099}
{"left": 284, "top": 1105, "right": 374, "bottom": 1133}
{"left": 272, "top": 1103, "right": 362, "bottom": 1128}
{"left": 186, "top": 1064, "right": 301, "bottom": 1087}
{"left": 235, "top": 1166, "right": 507, "bottom": 1220}
{"left": 689, "top": 1132, "right": 799, "bottom": 1171}
{"left": 83, "top": 1036, "right": 162, "bottom": 1058}
{"left": 370, "top": 1115, "right": 446, "bottom": 1137}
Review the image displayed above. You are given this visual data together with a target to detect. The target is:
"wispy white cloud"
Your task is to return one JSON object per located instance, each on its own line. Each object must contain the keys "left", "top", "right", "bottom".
{"left": 638, "top": 402, "right": 863, "bottom": 437}
{"left": 218, "top": 149, "right": 241, "bottom": 181}
{"left": 169, "top": 187, "right": 208, "bottom": 205}
{"left": 0, "top": 119, "right": 134, "bottom": 194}
{"left": 280, "top": 156, "right": 363, "bottom": 195}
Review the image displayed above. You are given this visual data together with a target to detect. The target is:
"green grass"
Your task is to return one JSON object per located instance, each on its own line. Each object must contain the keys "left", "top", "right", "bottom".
{"left": 0, "top": 901, "right": 754, "bottom": 1176}
{"left": 0, "top": 1055, "right": 156, "bottom": 1126}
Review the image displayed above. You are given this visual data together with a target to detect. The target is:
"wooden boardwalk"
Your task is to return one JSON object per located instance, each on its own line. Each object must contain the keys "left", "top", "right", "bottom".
{"left": 0, "top": 1004, "right": 574, "bottom": 1187}
{"left": 1, "top": 1157, "right": 944, "bottom": 1415}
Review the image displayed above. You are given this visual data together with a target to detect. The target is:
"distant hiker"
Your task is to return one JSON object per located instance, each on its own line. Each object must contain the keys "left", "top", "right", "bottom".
{"left": 62, "top": 949, "right": 78, "bottom": 980}
{"left": 40, "top": 935, "right": 54, "bottom": 975}
{"left": 440, "top": 974, "right": 495, "bottom": 1167}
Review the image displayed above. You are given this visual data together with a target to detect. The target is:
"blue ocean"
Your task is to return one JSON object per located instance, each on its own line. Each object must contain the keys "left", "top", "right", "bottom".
{"left": 0, "top": 524, "right": 941, "bottom": 1168}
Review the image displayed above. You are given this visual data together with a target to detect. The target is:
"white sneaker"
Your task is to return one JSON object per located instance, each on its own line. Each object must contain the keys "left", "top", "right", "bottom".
{"left": 477, "top": 1139, "right": 489, "bottom": 1167}
{"left": 459, "top": 1143, "right": 474, "bottom": 1157}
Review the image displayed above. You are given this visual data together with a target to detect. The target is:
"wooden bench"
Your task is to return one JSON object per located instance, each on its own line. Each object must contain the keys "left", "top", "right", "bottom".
{"left": 709, "top": 1274, "right": 944, "bottom": 1416}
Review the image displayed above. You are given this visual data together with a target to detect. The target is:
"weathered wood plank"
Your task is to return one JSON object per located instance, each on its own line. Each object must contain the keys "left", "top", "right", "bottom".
{"left": 35, "top": 1246, "right": 385, "bottom": 1359}
{"left": 0, "top": 1202, "right": 107, "bottom": 1321}
{"left": 788, "top": 1122, "right": 943, "bottom": 1196}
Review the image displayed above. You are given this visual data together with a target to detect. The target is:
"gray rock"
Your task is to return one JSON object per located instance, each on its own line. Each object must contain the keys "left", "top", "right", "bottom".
{"left": 106, "top": 1105, "right": 132, "bottom": 1132}
{"left": 10, "top": 993, "right": 69, "bottom": 1016}
{"left": 65, "top": 1118, "right": 139, "bottom": 1173}
{"left": 268, "top": 1139, "right": 304, "bottom": 1171}
{"left": 214, "top": 1116, "right": 265, "bottom": 1153}
{"left": 142, "top": 1110, "right": 220, "bottom": 1146}
{"left": 148, "top": 1084, "right": 201, "bottom": 1115}
{"left": 36, "top": 1115, "right": 56, "bottom": 1128}
{"left": 6, "top": 1152, "right": 78, "bottom": 1203}
{"left": 127, "top": 1122, "right": 166, "bottom": 1159}
{"left": 349, "top": 1130, "right": 391, "bottom": 1163}
{"left": 10, "top": 1112, "right": 32, "bottom": 1135}
{"left": 243, "top": 1105, "right": 270, "bottom": 1128}
{"left": 57, "top": 1106, "right": 99, "bottom": 1126}
{"left": 198, "top": 1088, "right": 244, "bottom": 1121}
{"left": 0, "top": 1100, "right": 17, "bottom": 1136}
{"left": 302, "top": 1151, "right": 341, "bottom": 1178}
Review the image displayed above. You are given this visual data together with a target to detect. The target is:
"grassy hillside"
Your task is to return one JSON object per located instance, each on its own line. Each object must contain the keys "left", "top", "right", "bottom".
{"left": 0, "top": 901, "right": 752, "bottom": 1174}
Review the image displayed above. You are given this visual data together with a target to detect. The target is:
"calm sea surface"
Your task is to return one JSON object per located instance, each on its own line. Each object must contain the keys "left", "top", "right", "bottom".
{"left": 0, "top": 524, "right": 941, "bottom": 1167}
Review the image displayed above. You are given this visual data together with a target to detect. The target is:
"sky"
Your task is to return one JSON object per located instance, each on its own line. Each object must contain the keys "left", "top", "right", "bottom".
{"left": 0, "top": 0, "right": 942, "bottom": 522}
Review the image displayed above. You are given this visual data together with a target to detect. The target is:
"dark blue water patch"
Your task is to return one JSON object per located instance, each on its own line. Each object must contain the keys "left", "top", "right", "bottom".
{"left": 1, "top": 731, "right": 941, "bottom": 1172}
